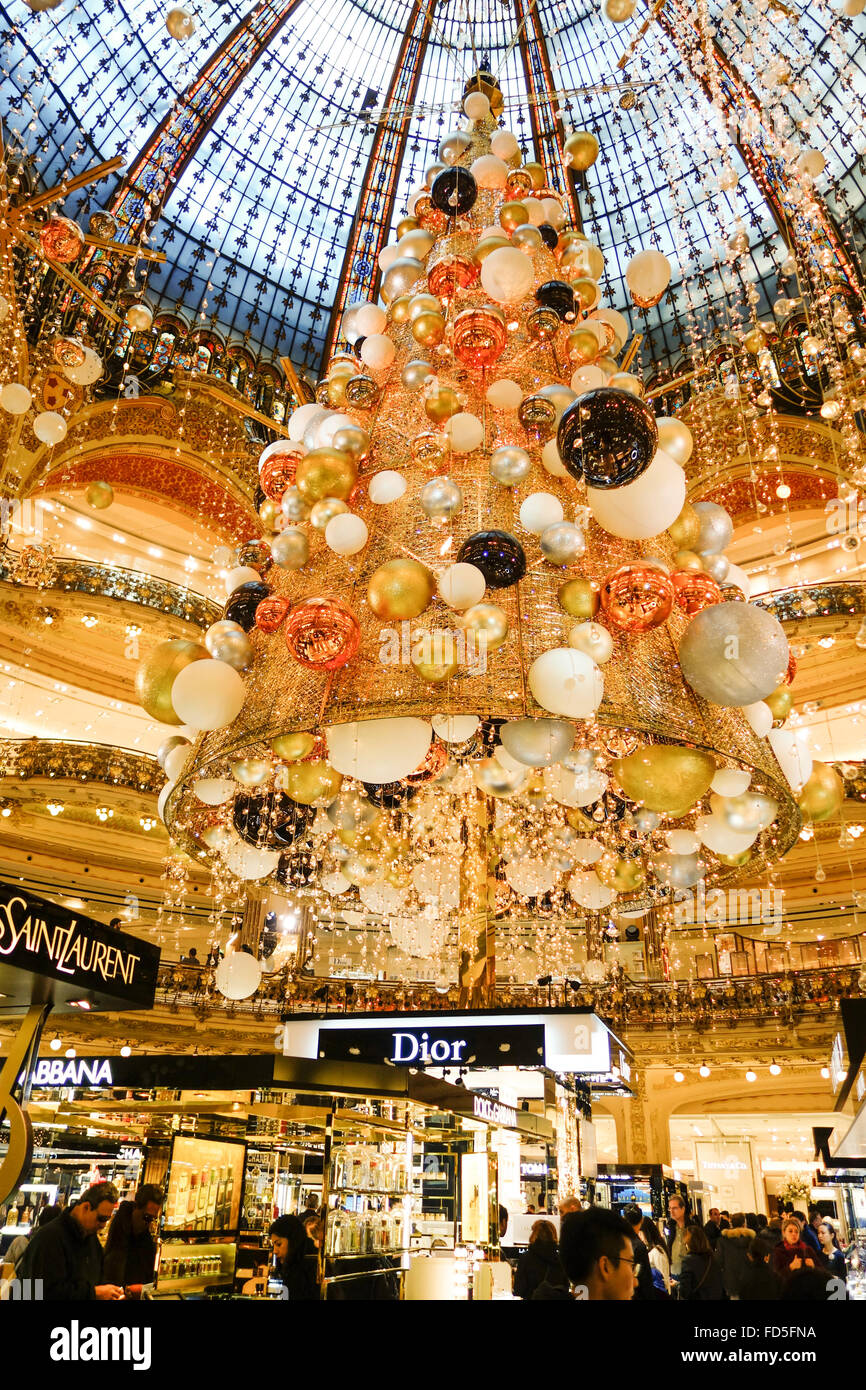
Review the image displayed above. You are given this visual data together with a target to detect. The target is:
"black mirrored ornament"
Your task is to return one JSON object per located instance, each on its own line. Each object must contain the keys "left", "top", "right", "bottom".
{"left": 276, "top": 852, "right": 318, "bottom": 888}
{"left": 535, "top": 280, "right": 576, "bottom": 321}
{"left": 363, "top": 780, "right": 419, "bottom": 809}
{"left": 456, "top": 529, "right": 526, "bottom": 587}
{"left": 233, "top": 791, "right": 314, "bottom": 848}
{"left": 430, "top": 167, "right": 478, "bottom": 216}
{"left": 538, "top": 223, "right": 559, "bottom": 250}
{"left": 556, "top": 387, "right": 658, "bottom": 489}
{"left": 224, "top": 581, "right": 271, "bottom": 630}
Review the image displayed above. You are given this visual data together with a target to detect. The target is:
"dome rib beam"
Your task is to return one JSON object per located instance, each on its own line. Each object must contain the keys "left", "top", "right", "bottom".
{"left": 321, "top": 0, "right": 436, "bottom": 369}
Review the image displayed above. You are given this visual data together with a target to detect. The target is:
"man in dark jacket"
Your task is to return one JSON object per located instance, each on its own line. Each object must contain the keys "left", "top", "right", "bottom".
{"left": 17, "top": 1181, "right": 122, "bottom": 1300}
{"left": 801, "top": 1208, "right": 823, "bottom": 1257}
{"left": 664, "top": 1194, "right": 702, "bottom": 1282}
{"left": 103, "top": 1184, "right": 163, "bottom": 1293}
{"left": 704, "top": 1206, "right": 724, "bottom": 1250}
{"left": 622, "top": 1204, "right": 656, "bottom": 1300}
{"left": 717, "top": 1212, "right": 754, "bottom": 1298}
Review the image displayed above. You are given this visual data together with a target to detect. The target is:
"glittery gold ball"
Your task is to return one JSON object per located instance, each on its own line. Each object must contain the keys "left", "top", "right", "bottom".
{"left": 390, "top": 295, "right": 413, "bottom": 324}
{"left": 674, "top": 549, "right": 704, "bottom": 572}
{"left": 396, "top": 216, "right": 420, "bottom": 239}
{"left": 135, "top": 639, "right": 208, "bottom": 725}
{"left": 499, "top": 201, "right": 530, "bottom": 231}
{"left": 258, "top": 498, "right": 280, "bottom": 531}
{"left": 409, "top": 293, "right": 442, "bottom": 320}
{"left": 764, "top": 684, "right": 793, "bottom": 721}
{"left": 461, "top": 602, "right": 509, "bottom": 652}
{"left": 667, "top": 502, "right": 702, "bottom": 550}
{"left": 367, "top": 558, "right": 435, "bottom": 620}
{"left": 797, "top": 762, "right": 843, "bottom": 822}
{"left": 285, "top": 761, "right": 343, "bottom": 806}
{"left": 475, "top": 234, "right": 512, "bottom": 262}
{"left": 596, "top": 853, "right": 645, "bottom": 893}
{"left": 557, "top": 577, "right": 601, "bottom": 618}
{"left": 563, "top": 131, "right": 599, "bottom": 172}
{"left": 522, "top": 161, "right": 546, "bottom": 189}
{"left": 271, "top": 731, "right": 317, "bottom": 761}
{"left": 566, "top": 327, "right": 601, "bottom": 364}
{"left": 295, "top": 447, "right": 357, "bottom": 502}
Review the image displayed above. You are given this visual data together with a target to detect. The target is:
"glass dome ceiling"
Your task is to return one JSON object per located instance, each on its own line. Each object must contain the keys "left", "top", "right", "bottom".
{"left": 3, "top": 0, "right": 866, "bottom": 378}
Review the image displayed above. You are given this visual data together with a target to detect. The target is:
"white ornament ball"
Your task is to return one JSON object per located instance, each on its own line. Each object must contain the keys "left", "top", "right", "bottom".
{"left": 163, "top": 744, "right": 190, "bottom": 782}
{"left": 437, "top": 562, "right": 486, "bottom": 610}
{"left": 63, "top": 346, "right": 102, "bottom": 386}
{"left": 464, "top": 91, "right": 491, "bottom": 120}
{"left": 480, "top": 246, "right": 535, "bottom": 304}
{"left": 224, "top": 566, "right": 261, "bottom": 595}
{"left": 215, "top": 951, "right": 264, "bottom": 1000}
{"left": 486, "top": 378, "right": 523, "bottom": 412}
{"left": 445, "top": 411, "right": 484, "bottom": 453}
{"left": 326, "top": 513, "right": 368, "bottom": 556}
{"left": 587, "top": 448, "right": 686, "bottom": 540}
{"left": 431, "top": 714, "right": 480, "bottom": 743}
{"left": 194, "top": 778, "right": 236, "bottom": 806}
{"left": 170, "top": 659, "right": 246, "bottom": 731}
{"left": 519, "top": 491, "right": 564, "bottom": 534}
{"left": 360, "top": 333, "right": 395, "bottom": 371}
{"left": 33, "top": 411, "right": 67, "bottom": 444}
{"left": 568, "top": 871, "right": 615, "bottom": 910}
{"left": 288, "top": 402, "right": 325, "bottom": 441}
{"left": 354, "top": 302, "right": 387, "bottom": 336}
{"left": 368, "top": 470, "right": 407, "bottom": 504}
{"left": 529, "top": 647, "right": 604, "bottom": 718}
{"left": 0, "top": 383, "right": 32, "bottom": 415}
{"left": 541, "top": 438, "right": 568, "bottom": 478}
{"left": 667, "top": 829, "right": 701, "bottom": 856}
{"left": 471, "top": 155, "right": 509, "bottom": 189}
{"left": 491, "top": 130, "right": 520, "bottom": 162}
{"left": 326, "top": 717, "right": 431, "bottom": 782}
{"left": 711, "top": 768, "right": 751, "bottom": 797}
{"left": 741, "top": 701, "right": 773, "bottom": 738}
{"left": 570, "top": 364, "right": 608, "bottom": 394}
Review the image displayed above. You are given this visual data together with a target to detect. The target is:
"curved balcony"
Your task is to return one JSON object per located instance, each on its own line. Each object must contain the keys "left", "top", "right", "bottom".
{"left": 0, "top": 738, "right": 161, "bottom": 792}
{"left": 0, "top": 551, "right": 222, "bottom": 628}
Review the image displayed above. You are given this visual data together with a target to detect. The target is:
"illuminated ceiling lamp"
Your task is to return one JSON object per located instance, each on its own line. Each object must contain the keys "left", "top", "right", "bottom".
{"left": 698, "top": 1062, "right": 710, "bottom": 1078}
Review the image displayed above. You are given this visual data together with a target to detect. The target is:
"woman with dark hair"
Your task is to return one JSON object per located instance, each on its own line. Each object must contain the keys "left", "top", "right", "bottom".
{"left": 269, "top": 1214, "right": 319, "bottom": 1300}
{"left": 677, "top": 1224, "right": 724, "bottom": 1300}
{"left": 514, "top": 1219, "right": 569, "bottom": 1299}
{"left": 640, "top": 1217, "right": 671, "bottom": 1294}
{"left": 739, "top": 1239, "right": 781, "bottom": 1300}
{"left": 816, "top": 1219, "right": 846, "bottom": 1282}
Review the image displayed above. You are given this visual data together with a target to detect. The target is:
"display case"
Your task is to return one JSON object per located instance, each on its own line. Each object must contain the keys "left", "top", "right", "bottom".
{"left": 153, "top": 1239, "right": 236, "bottom": 1296}
{"left": 163, "top": 1134, "right": 246, "bottom": 1235}
{"left": 325, "top": 1138, "right": 418, "bottom": 1258}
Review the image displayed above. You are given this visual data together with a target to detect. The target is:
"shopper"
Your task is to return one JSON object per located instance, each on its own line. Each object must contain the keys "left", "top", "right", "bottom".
{"left": 703, "top": 1206, "right": 724, "bottom": 1249}
{"left": 717, "top": 1212, "right": 754, "bottom": 1299}
{"left": 639, "top": 1216, "right": 671, "bottom": 1294}
{"left": 772, "top": 1217, "right": 821, "bottom": 1282}
{"left": 6, "top": 1204, "right": 61, "bottom": 1270}
{"left": 558, "top": 1195, "right": 582, "bottom": 1217}
{"left": 764, "top": 1215, "right": 784, "bottom": 1247}
{"left": 514, "top": 1220, "right": 569, "bottom": 1300}
{"left": 664, "top": 1194, "right": 701, "bottom": 1282}
{"left": 103, "top": 1184, "right": 164, "bottom": 1293}
{"left": 498, "top": 1205, "right": 510, "bottom": 1241}
{"left": 621, "top": 1204, "right": 655, "bottom": 1300}
{"left": 677, "top": 1225, "right": 724, "bottom": 1301}
{"left": 801, "top": 1207, "right": 823, "bottom": 1257}
{"left": 739, "top": 1239, "right": 781, "bottom": 1301}
{"left": 816, "top": 1220, "right": 846, "bottom": 1281}
{"left": 558, "top": 1209, "right": 638, "bottom": 1302}
{"left": 269, "top": 1214, "right": 319, "bottom": 1301}
{"left": 16, "top": 1182, "right": 122, "bottom": 1301}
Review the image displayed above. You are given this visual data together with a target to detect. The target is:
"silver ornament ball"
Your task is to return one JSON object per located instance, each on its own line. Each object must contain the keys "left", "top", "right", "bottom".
{"left": 540, "top": 521, "right": 586, "bottom": 565}
{"left": 501, "top": 717, "right": 575, "bottom": 768}
{"left": 568, "top": 621, "right": 613, "bottom": 664}
{"left": 489, "top": 445, "right": 532, "bottom": 487}
{"left": 402, "top": 359, "right": 433, "bottom": 391}
{"left": 693, "top": 501, "right": 734, "bottom": 556}
{"left": 420, "top": 474, "right": 463, "bottom": 523}
{"left": 271, "top": 528, "right": 310, "bottom": 569}
{"left": 205, "top": 619, "right": 253, "bottom": 670}
{"left": 281, "top": 486, "right": 311, "bottom": 523}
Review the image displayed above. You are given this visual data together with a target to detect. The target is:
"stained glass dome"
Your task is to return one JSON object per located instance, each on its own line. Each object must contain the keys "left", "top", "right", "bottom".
{"left": 3, "top": 0, "right": 866, "bottom": 378}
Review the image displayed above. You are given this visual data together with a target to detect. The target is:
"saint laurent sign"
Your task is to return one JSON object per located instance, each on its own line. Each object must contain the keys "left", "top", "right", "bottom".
{"left": 0, "top": 882, "right": 159, "bottom": 1010}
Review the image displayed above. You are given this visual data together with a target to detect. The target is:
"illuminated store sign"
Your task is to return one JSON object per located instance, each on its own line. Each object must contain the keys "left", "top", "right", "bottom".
{"left": 28, "top": 1058, "right": 113, "bottom": 1088}
{"left": 0, "top": 882, "right": 159, "bottom": 1009}
{"left": 472, "top": 1095, "right": 517, "bottom": 1128}
{"left": 281, "top": 1009, "right": 631, "bottom": 1085}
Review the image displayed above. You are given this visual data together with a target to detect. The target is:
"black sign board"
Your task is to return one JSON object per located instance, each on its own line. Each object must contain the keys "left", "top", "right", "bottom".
{"left": 0, "top": 882, "right": 160, "bottom": 1013}
{"left": 316, "top": 1020, "right": 546, "bottom": 1068}
{"left": 0, "top": 1053, "right": 278, "bottom": 1091}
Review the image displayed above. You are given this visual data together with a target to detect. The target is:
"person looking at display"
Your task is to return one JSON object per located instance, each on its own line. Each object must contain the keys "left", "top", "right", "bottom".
{"left": 639, "top": 1217, "right": 671, "bottom": 1294}
{"left": 772, "top": 1218, "right": 820, "bottom": 1282}
{"left": 514, "top": 1220, "right": 569, "bottom": 1300}
{"left": 17, "top": 1182, "right": 123, "bottom": 1301}
{"left": 664, "top": 1194, "right": 701, "bottom": 1282}
{"left": 103, "top": 1184, "right": 164, "bottom": 1295}
{"left": 269, "top": 1214, "right": 319, "bottom": 1301}
{"left": 558, "top": 1209, "right": 639, "bottom": 1301}
{"left": 498, "top": 1205, "right": 509, "bottom": 1241}
{"left": 621, "top": 1205, "right": 656, "bottom": 1300}
{"left": 801, "top": 1207, "right": 823, "bottom": 1257}
{"left": 816, "top": 1220, "right": 847, "bottom": 1281}
{"left": 716, "top": 1212, "right": 754, "bottom": 1299}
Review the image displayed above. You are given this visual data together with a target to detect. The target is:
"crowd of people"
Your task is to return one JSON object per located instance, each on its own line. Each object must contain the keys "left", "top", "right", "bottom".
{"left": 3, "top": 1179, "right": 852, "bottom": 1304}
{"left": 511, "top": 1197, "right": 851, "bottom": 1302}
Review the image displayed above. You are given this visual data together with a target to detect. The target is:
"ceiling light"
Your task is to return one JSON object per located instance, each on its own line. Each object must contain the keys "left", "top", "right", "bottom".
{"left": 745, "top": 1069, "right": 757, "bottom": 1082}
{"left": 49, "top": 1036, "right": 62, "bottom": 1051}
{"left": 775, "top": 483, "right": 791, "bottom": 499}
{"left": 46, "top": 800, "right": 64, "bottom": 816}
{"left": 769, "top": 1061, "right": 781, "bottom": 1075}
{"left": 80, "top": 614, "right": 98, "bottom": 628}
{"left": 95, "top": 807, "right": 114, "bottom": 822}
{"left": 120, "top": 1044, "right": 131, "bottom": 1058}
{"left": 821, "top": 1067, "right": 830, "bottom": 1079}
{"left": 673, "top": 1070, "right": 685, "bottom": 1083}
{"left": 65, "top": 1047, "right": 76, "bottom": 1059}
{"left": 699, "top": 1063, "right": 710, "bottom": 1078}
{"left": 0, "top": 800, "right": 11, "bottom": 817}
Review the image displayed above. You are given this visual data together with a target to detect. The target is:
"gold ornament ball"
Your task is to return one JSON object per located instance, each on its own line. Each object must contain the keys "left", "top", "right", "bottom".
{"left": 412, "top": 311, "right": 446, "bottom": 347}
{"left": 424, "top": 384, "right": 460, "bottom": 423}
{"left": 522, "top": 161, "right": 546, "bottom": 189}
{"left": 564, "top": 131, "right": 600, "bottom": 172}
{"left": 295, "top": 447, "right": 357, "bottom": 502}
{"left": 285, "top": 761, "right": 343, "bottom": 807}
{"left": 475, "top": 234, "right": 511, "bottom": 263}
{"left": 310, "top": 496, "right": 350, "bottom": 530}
{"left": 499, "top": 201, "right": 530, "bottom": 231}
{"left": 596, "top": 853, "right": 645, "bottom": 893}
{"left": 572, "top": 277, "right": 600, "bottom": 313}
{"left": 367, "top": 558, "right": 435, "bottom": 620}
{"left": 411, "top": 647, "right": 460, "bottom": 683}
{"left": 332, "top": 425, "right": 370, "bottom": 459}
{"left": 258, "top": 498, "right": 280, "bottom": 531}
{"left": 764, "top": 684, "right": 793, "bottom": 722}
{"left": 744, "top": 327, "right": 767, "bottom": 355}
{"left": 613, "top": 744, "right": 716, "bottom": 814}
{"left": 390, "top": 295, "right": 413, "bottom": 324}
{"left": 715, "top": 848, "right": 753, "bottom": 868}
{"left": 674, "top": 549, "right": 705, "bottom": 572}
{"left": 271, "top": 731, "right": 317, "bottom": 761}
{"left": 797, "top": 762, "right": 843, "bottom": 822}
{"left": 566, "top": 327, "right": 601, "bottom": 364}
{"left": 558, "top": 576, "right": 601, "bottom": 619}
{"left": 461, "top": 602, "right": 509, "bottom": 652}
{"left": 667, "top": 503, "right": 702, "bottom": 550}
{"left": 85, "top": 480, "right": 114, "bottom": 510}
{"left": 409, "top": 293, "right": 443, "bottom": 320}
{"left": 135, "top": 639, "right": 208, "bottom": 725}
{"left": 396, "top": 216, "right": 420, "bottom": 239}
